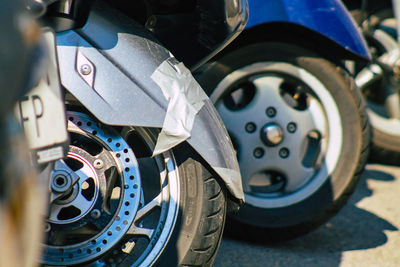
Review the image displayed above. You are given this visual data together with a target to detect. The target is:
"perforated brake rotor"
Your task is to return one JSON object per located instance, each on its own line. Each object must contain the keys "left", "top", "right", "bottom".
{"left": 43, "top": 112, "right": 142, "bottom": 265}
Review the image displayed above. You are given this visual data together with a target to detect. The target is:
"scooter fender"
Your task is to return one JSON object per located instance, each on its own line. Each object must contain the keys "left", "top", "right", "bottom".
{"left": 246, "top": 0, "right": 370, "bottom": 60}
{"left": 56, "top": 4, "right": 244, "bottom": 201}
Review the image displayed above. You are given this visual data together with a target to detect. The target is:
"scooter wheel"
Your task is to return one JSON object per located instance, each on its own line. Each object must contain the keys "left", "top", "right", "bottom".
{"left": 353, "top": 9, "right": 400, "bottom": 165}
{"left": 197, "top": 42, "right": 370, "bottom": 242}
{"left": 41, "top": 112, "right": 226, "bottom": 266}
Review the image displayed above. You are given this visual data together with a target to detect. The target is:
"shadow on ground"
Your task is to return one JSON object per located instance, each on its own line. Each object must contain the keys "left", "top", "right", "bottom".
{"left": 214, "top": 168, "right": 398, "bottom": 267}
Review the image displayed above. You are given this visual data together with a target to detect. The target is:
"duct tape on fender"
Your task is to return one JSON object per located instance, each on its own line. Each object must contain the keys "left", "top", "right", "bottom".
{"left": 151, "top": 57, "right": 208, "bottom": 156}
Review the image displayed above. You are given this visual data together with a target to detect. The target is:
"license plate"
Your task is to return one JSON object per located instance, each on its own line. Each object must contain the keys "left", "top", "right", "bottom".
{"left": 16, "top": 30, "right": 68, "bottom": 164}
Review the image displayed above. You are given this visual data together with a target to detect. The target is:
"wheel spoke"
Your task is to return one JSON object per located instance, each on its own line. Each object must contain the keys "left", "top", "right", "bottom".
{"left": 96, "top": 148, "right": 116, "bottom": 170}
{"left": 279, "top": 136, "right": 316, "bottom": 192}
{"left": 74, "top": 191, "right": 94, "bottom": 212}
{"left": 124, "top": 192, "right": 162, "bottom": 239}
{"left": 126, "top": 225, "right": 154, "bottom": 239}
{"left": 102, "top": 167, "right": 118, "bottom": 213}
{"left": 134, "top": 192, "right": 162, "bottom": 224}
{"left": 75, "top": 164, "right": 94, "bottom": 184}
{"left": 239, "top": 145, "right": 270, "bottom": 192}
{"left": 48, "top": 205, "right": 63, "bottom": 222}
{"left": 215, "top": 101, "right": 250, "bottom": 136}
{"left": 306, "top": 98, "right": 327, "bottom": 137}
{"left": 254, "top": 76, "right": 327, "bottom": 138}
{"left": 284, "top": 98, "right": 325, "bottom": 135}
{"left": 283, "top": 162, "right": 315, "bottom": 193}
{"left": 252, "top": 76, "right": 287, "bottom": 110}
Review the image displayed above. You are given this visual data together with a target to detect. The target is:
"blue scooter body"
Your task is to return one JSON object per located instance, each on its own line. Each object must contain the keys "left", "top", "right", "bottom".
{"left": 245, "top": 0, "right": 370, "bottom": 60}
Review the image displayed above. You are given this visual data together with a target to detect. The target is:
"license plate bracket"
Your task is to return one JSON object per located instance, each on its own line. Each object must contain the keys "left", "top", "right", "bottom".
{"left": 16, "top": 30, "right": 68, "bottom": 164}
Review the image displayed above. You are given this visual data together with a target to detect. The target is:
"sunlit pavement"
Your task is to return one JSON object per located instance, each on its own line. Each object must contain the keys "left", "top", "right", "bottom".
{"left": 214, "top": 164, "right": 400, "bottom": 267}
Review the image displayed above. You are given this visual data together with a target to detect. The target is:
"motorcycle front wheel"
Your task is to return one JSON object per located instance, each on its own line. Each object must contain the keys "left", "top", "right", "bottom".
{"left": 41, "top": 111, "right": 226, "bottom": 266}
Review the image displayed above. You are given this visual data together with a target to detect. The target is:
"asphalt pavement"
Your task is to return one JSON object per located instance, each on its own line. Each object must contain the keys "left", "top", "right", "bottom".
{"left": 214, "top": 164, "right": 400, "bottom": 267}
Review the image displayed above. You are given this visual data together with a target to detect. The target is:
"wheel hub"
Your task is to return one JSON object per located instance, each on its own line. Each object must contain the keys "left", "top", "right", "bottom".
{"left": 212, "top": 62, "right": 342, "bottom": 208}
{"left": 43, "top": 112, "right": 142, "bottom": 266}
{"left": 51, "top": 171, "right": 73, "bottom": 194}
{"left": 48, "top": 151, "right": 100, "bottom": 224}
{"left": 260, "top": 123, "right": 284, "bottom": 146}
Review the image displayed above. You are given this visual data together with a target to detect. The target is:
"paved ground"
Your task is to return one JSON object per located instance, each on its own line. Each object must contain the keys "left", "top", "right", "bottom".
{"left": 214, "top": 164, "right": 400, "bottom": 267}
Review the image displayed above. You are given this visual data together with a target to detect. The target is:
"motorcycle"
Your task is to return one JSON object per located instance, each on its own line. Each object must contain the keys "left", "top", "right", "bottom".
{"left": 0, "top": 1, "right": 58, "bottom": 266}
{"left": 192, "top": 0, "right": 372, "bottom": 242}
{"left": 343, "top": 0, "right": 400, "bottom": 166}
{"left": 25, "top": 0, "right": 247, "bottom": 265}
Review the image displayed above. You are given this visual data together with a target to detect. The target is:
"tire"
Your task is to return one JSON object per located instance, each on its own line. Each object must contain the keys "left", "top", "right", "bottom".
{"left": 41, "top": 111, "right": 226, "bottom": 266}
{"left": 351, "top": 8, "right": 400, "bottom": 165}
{"left": 154, "top": 143, "right": 227, "bottom": 267}
{"left": 197, "top": 42, "right": 370, "bottom": 242}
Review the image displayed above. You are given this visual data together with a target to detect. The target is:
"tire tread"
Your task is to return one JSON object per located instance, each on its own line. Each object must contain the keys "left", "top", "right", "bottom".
{"left": 179, "top": 157, "right": 227, "bottom": 267}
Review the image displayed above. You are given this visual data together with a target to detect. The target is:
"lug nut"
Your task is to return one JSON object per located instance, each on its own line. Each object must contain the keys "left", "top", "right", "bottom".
{"left": 94, "top": 159, "right": 104, "bottom": 169}
{"left": 279, "top": 148, "right": 290, "bottom": 159}
{"left": 287, "top": 122, "right": 297, "bottom": 133}
{"left": 80, "top": 64, "right": 92, "bottom": 75}
{"left": 253, "top": 147, "right": 265, "bottom": 158}
{"left": 91, "top": 209, "right": 101, "bottom": 219}
{"left": 266, "top": 107, "right": 277, "bottom": 118}
{"left": 245, "top": 122, "right": 257, "bottom": 133}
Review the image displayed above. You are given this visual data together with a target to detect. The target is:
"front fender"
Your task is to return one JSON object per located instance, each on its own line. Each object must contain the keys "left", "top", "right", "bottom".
{"left": 56, "top": 1, "right": 244, "bottom": 201}
{"left": 246, "top": 0, "right": 370, "bottom": 60}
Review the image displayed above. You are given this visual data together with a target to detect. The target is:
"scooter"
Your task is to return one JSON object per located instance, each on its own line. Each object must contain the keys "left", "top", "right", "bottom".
{"left": 26, "top": 0, "right": 247, "bottom": 266}
{"left": 342, "top": 0, "right": 400, "bottom": 166}
{"left": 193, "top": 0, "right": 372, "bottom": 242}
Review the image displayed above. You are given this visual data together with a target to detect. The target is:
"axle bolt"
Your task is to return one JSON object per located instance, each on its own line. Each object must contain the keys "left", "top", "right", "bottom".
{"left": 80, "top": 64, "right": 92, "bottom": 75}
{"left": 245, "top": 122, "right": 257, "bottom": 133}
{"left": 91, "top": 209, "right": 101, "bottom": 219}
{"left": 253, "top": 147, "right": 265, "bottom": 159}
{"left": 279, "top": 148, "right": 290, "bottom": 159}
{"left": 287, "top": 122, "right": 297, "bottom": 133}
{"left": 94, "top": 159, "right": 104, "bottom": 169}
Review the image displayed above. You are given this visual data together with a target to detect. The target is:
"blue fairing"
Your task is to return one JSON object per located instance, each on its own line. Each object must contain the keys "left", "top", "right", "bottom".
{"left": 246, "top": 0, "right": 370, "bottom": 60}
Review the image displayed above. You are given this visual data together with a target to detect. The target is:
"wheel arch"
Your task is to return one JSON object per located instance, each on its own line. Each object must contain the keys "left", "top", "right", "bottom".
{"left": 210, "top": 22, "right": 369, "bottom": 66}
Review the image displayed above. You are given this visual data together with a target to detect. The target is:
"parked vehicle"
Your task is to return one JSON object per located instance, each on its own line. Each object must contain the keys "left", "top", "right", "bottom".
{"left": 33, "top": 0, "right": 247, "bottom": 266}
{"left": 343, "top": 0, "right": 400, "bottom": 165}
{"left": 0, "top": 1, "right": 57, "bottom": 266}
{"left": 194, "top": 0, "right": 372, "bottom": 242}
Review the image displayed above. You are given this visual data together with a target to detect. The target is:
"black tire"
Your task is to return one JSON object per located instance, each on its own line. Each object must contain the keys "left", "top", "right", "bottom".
{"left": 114, "top": 143, "right": 227, "bottom": 266}
{"left": 197, "top": 42, "right": 371, "bottom": 242}
{"left": 154, "top": 144, "right": 227, "bottom": 267}
{"left": 370, "top": 129, "right": 400, "bottom": 165}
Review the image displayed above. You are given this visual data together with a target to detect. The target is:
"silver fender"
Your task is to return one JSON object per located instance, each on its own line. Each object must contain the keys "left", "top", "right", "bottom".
{"left": 56, "top": 1, "right": 243, "bottom": 201}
